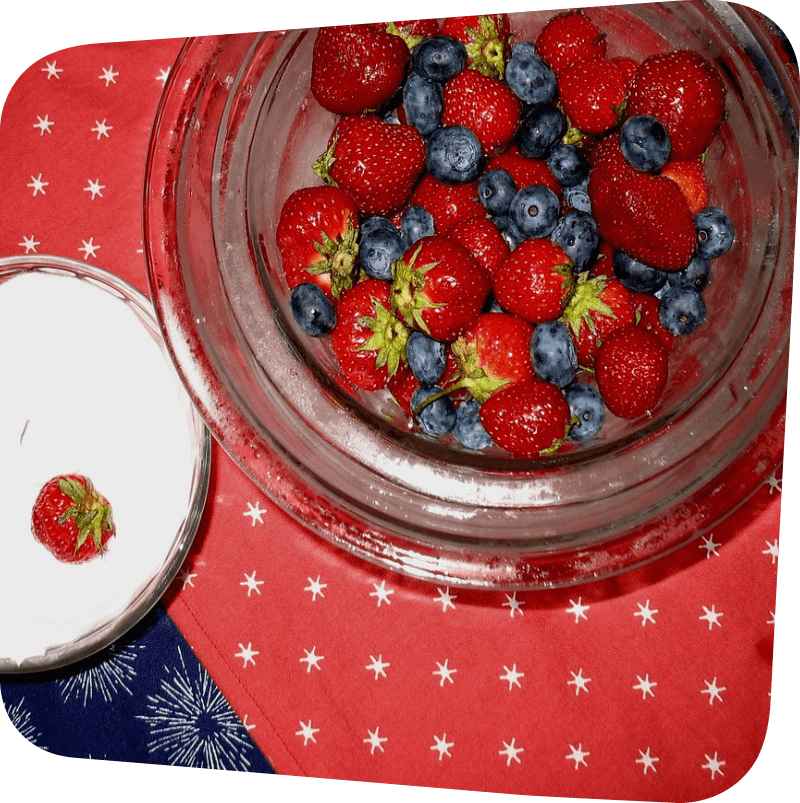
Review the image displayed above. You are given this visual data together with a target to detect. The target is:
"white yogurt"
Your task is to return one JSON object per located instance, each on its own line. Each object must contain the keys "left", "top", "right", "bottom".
{"left": 0, "top": 270, "right": 202, "bottom": 666}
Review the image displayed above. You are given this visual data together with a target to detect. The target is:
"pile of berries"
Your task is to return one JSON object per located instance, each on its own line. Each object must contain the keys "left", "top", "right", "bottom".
{"left": 276, "top": 11, "right": 735, "bottom": 457}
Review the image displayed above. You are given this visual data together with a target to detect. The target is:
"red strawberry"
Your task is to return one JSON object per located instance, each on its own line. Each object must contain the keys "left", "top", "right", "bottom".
{"left": 391, "top": 235, "right": 491, "bottom": 342}
{"left": 485, "top": 146, "right": 561, "bottom": 196}
{"left": 446, "top": 215, "right": 510, "bottom": 279}
{"left": 479, "top": 378, "right": 572, "bottom": 456}
{"left": 385, "top": 19, "right": 441, "bottom": 50}
{"left": 535, "top": 11, "right": 607, "bottom": 77}
{"left": 611, "top": 56, "right": 639, "bottom": 91}
{"left": 595, "top": 324, "right": 668, "bottom": 419}
{"left": 588, "top": 239, "right": 615, "bottom": 278}
{"left": 588, "top": 136, "right": 696, "bottom": 270}
{"left": 561, "top": 273, "right": 636, "bottom": 367}
{"left": 558, "top": 57, "right": 628, "bottom": 136}
{"left": 311, "top": 24, "right": 410, "bottom": 115}
{"left": 387, "top": 364, "right": 420, "bottom": 416}
{"left": 449, "top": 312, "right": 536, "bottom": 403}
{"left": 330, "top": 279, "right": 410, "bottom": 391}
{"left": 492, "top": 238, "right": 575, "bottom": 325}
{"left": 314, "top": 115, "right": 426, "bottom": 217}
{"left": 441, "top": 14, "right": 512, "bottom": 80}
{"left": 276, "top": 185, "right": 360, "bottom": 299}
{"left": 442, "top": 69, "right": 521, "bottom": 157}
{"left": 631, "top": 291, "right": 674, "bottom": 352}
{"left": 660, "top": 159, "right": 709, "bottom": 214}
{"left": 407, "top": 174, "right": 484, "bottom": 232}
{"left": 31, "top": 474, "right": 115, "bottom": 563}
{"left": 627, "top": 49, "right": 726, "bottom": 160}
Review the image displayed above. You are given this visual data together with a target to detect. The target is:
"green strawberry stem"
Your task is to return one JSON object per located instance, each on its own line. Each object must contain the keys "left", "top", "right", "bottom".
{"left": 449, "top": 337, "right": 509, "bottom": 403}
{"left": 359, "top": 298, "right": 410, "bottom": 379}
{"left": 58, "top": 477, "right": 113, "bottom": 554}
{"left": 385, "top": 21, "right": 426, "bottom": 51}
{"left": 312, "top": 139, "right": 338, "bottom": 185}
{"left": 390, "top": 245, "right": 443, "bottom": 335}
{"left": 560, "top": 273, "right": 616, "bottom": 338}
{"left": 305, "top": 224, "right": 359, "bottom": 299}
{"left": 465, "top": 16, "right": 511, "bottom": 80}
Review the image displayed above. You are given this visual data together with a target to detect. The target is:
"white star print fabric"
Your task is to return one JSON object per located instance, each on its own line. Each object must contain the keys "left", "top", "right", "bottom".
{"left": 0, "top": 27, "right": 787, "bottom": 803}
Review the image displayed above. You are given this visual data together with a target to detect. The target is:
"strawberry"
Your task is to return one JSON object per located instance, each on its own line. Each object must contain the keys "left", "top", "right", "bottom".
{"left": 330, "top": 278, "right": 410, "bottom": 391}
{"left": 588, "top": 136, "right": 696, "bottom": 270}
{"left": 445, "top": 215, "right": 510, "bottom": 278}
{"left": 561, "top": 272, "right": 636, "bottom": 367}
{"left": 391, "top": 235, "right": 491, "bottom": 342}
{"left": 485, "top": 146, "right": 561, "bottom": 196}
{"left": 535, "top": 11, "right": 607, "bottom": 77}
{"left": 31, "top": 474, "right": 115, "bottom": 563}
{"left": 588, "top": 240, "right": 615, "bottom": 279}
{"left": 479, "top": 378, "right": 572, "bottom": 456}
{"left": 276, "top": 185, "right": 360, "bottom": 299}
{"left": 385, "top": 19, "right": 441, "bottom": 51}
{"left": 558, "top": 57, "right": 628, "bottom": 136}
{"left": 407, "top": 174, "right": 484, "bottom": 232}
{"left": 492, "top": 238, "right": 575, "bottom": 325}
{"left": 387, "top": 363, "right": 420, "bottom": 416}
{"left": 311, "top": 24, "right": 410, "bottom": 115}
{"left": 627, "top": 49, "right": 726, "bottom": 160}
{"left": 660, "top": 159, "right": 709, "bottom": 214}
{"left": 631, "top": 290, "right": 674, "bottom": 352}
{"left": 448, "top": 312, "right": 536, "bottom": 403}
{"left": 441, "top": 69, "right": 521, "bottom": 157}
{"left": 440, "top": 14, "right": 512, "bottom": 80}
{"left": 314, "top": 115, "right": 426, "bottom": 217}
{"left": 611, "top": 56, "right": 639, "bottom": 91}
{"left": 595, "top": 324, "right": 668, "bottom": 419}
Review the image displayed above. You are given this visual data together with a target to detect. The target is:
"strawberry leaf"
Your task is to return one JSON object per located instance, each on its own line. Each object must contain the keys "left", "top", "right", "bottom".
{"left": 358, "top": 298, "right": 410, "bottom": 379}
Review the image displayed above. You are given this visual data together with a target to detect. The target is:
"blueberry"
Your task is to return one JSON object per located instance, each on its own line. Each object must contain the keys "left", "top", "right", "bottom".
{"left": 694, "top": 207, "right": 735, "bottom": 259}
{"left": 453, "top": 398, "right": 494, "bottom": 450}
{"left": 478, "top": 169, "right": 518, "bottom": 216}
{"left": 619, "top": 114, "right": 671, "bottom": 173}
{"left": 531, "top": 320, "right": 578, "bottom": 387}
{"left": 359, "top": 226, "right": 404, "bottom": 281}
{"left": 493, "top": 214, "right": 525, "bottom": 246}
{"left": 426, "top": 125, "right": 484, "bottom": 184}
{"left": 613, "top": 250, "right": 668, "bottom": 293}
{"left": 509, "top": 184, "right": 561, "bottom": 239}
{"left": 667, "top": 253, "right": 712, "bottom": 292}
{"left": 563, "top": 176, "right": 592, "bottom": 214}
{"left": 406, "top": 330, "right": 447, "bottom": 385}
{"left": 564, "top": 383, "right": 605, "bottom": 441}
{"left": 516, "top": 103, "right": 568, "bottom": 159}
{"left": 403, "top": 72, "right": 443, "bottom": 137}
{"left": 401, "top": 205, "right": 436, "bottom": 249}
{"left": 658, "top": 286, "right": 707, "bottom": 335}
{"left": 547, "top": 143, "right": 590, "bottom": 188}
{"left": 359, "top": 215, "right": 396, "bottom": 240}
{"left": 411, "top": 35, "right": 467, "bottom": 82}
{"left": 411, "top": 385, "right": 457, "bottom": 437}
{"left": 505, "top": 42, "right": 558, "bottom": 105}
{"left": 551, "top": 210, "right": 599, "bottom": 271}
{"left": 289, "top": 282, "right": 337, "bottom": 337}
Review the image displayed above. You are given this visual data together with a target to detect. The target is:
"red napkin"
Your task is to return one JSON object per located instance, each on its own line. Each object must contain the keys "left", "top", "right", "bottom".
{"left": 0, "top": 31, "right": 787, "bottom": 803}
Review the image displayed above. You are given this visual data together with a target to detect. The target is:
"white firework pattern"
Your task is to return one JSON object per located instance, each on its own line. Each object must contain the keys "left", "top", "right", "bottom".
{"left": 5, "top": 697, "right": 48, "bottom": 750}
{"left": 136, "top": 645, "right": 255, "bottom": 770}
{"left": 58, "top": 642, "right": 143, "bottom": 705}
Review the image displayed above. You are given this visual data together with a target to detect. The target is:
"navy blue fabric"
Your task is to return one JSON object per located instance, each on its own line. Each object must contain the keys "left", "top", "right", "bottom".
{"left": 0, "top": 604, "right": 274, "bottom": 773}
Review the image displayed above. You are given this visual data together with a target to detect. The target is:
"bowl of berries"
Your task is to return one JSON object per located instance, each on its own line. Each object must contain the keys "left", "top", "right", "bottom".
{"left": 145, "top": 3, "right": 795, "bottom": 588}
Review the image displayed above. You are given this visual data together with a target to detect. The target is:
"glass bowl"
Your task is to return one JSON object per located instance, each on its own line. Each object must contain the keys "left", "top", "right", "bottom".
{"left": 144, "top": 2, "right": 795, "bottom": 589}
{"left": 0, "top": 256, "right": 211, "bottom": 673}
